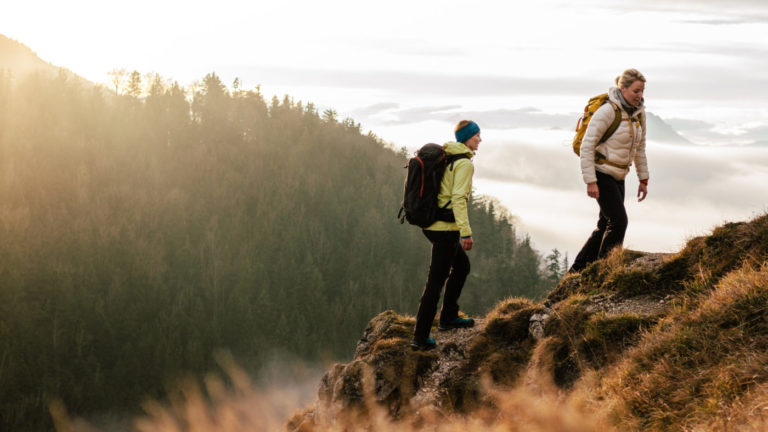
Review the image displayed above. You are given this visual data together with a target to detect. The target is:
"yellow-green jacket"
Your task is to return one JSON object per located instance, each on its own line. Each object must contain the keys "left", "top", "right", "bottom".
{"left": 425, "top": 141, "right": 475, "bottom": 237}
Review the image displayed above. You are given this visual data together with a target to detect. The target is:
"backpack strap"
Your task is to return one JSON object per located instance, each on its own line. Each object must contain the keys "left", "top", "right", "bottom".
{"left": 431, "top": 154, "right": 471, "bottom": 223}
{"left": 446, "top": 153, "right": 471, "bottom": 171}
{"left": 594, "top": 152, "right": 629, "bottom": 170}
{"left": 593, "top": 102, "right": 629, "bottom": 169}
{"left": 599, "top": 102, "right": 621, "bottom": 144}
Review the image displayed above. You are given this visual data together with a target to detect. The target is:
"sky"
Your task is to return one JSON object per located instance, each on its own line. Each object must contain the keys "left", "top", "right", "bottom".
{"left": 3, "top": 0, "right": 768, "bottom": 261}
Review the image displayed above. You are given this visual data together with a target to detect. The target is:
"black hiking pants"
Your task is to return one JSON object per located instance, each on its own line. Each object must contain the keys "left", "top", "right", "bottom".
{"left": 414, "top": 230, "right": 470, "bottom": 341}
{"left": 570, "top": 171, "right": 628, "bottom": 272}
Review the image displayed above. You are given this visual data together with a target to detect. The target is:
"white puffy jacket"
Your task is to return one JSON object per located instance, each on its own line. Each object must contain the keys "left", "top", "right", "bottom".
{"left": 580, "top": 88, "right": 649, "bottom": 183}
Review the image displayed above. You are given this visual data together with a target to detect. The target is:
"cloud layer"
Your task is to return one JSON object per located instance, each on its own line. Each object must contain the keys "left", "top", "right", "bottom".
{"left": 469, "top": 131, "right": 768, "bottom": 258}
{"left": 350, "top": 103, "right": 768, "bottom": 147}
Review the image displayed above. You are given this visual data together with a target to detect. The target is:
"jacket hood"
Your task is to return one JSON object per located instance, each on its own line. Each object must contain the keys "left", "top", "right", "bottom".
{"left": 443, "top": 141, "right": 475, "bottom": 158}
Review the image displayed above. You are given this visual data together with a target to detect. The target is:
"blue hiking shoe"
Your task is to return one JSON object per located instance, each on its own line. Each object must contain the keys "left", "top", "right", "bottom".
{"left": 410, "top": 337, "right": 436, "bottom": 351}
{"left": 438, "top": 316, "right": 475, "bottom": 331}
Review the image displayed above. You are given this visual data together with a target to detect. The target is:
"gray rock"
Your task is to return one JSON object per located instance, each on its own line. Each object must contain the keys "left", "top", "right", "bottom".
{"left": 528, "top": 312, "right": 551, "bottom": 341}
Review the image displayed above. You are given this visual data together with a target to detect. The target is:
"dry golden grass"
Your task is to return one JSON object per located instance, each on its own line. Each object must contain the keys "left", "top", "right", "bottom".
{"left": 50, "top": 349, "right": 616, "bottom": 432}
{"left": 598, "top": 263, "right": 768, "bottom": 431}
{"left": 140, "top": 372, "right": 616, "bottom": 432}
{"left": 485, "top": 296, "right": 536, "bottom": 320}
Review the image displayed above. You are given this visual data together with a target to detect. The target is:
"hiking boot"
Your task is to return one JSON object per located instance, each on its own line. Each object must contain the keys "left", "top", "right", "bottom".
{"left": 410, "top": 337, "right": 436, "bottom": 351}
{"left": 439, "top": 316, "right": 475, "bottom": 331}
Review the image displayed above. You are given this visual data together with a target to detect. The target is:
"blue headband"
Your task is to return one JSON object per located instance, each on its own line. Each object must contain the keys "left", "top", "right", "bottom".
{"left": 455, "top": 121, "right": 480, "bottom": 143}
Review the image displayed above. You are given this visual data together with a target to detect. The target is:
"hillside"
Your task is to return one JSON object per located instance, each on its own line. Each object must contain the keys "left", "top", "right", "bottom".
{"left": 0, "top": 34, "right": 86, "bottom": 82}
{"left": 0, "top": 37, "right": 557, "bottom": 431}
{"left": 286, "top": 213, "right": 768, "bottom": 431}
{"left": 0, "top": 35, "right": 51, "bottom": 72}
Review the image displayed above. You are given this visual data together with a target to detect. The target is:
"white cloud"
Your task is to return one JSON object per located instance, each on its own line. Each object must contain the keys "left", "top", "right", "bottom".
{"left": 599, "top": 0, "right": 768, "bottom": 22}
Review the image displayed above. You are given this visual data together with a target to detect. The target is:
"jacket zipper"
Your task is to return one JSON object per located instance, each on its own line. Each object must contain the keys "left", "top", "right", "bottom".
{"left": 624, "top": 113, "right": 641, "bottom": 167}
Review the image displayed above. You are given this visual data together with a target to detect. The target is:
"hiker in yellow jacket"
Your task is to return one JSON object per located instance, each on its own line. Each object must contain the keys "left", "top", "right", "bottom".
{"left": 411, "top": 120, "right": 479, "bottom": 351}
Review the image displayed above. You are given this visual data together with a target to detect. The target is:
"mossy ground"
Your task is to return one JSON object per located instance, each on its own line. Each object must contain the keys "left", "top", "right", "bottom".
{"left": 549, "top": 215, "right": 768, "bottom": 305}
{"left": 442, "top": 297, "right": 539, "bottom": 412}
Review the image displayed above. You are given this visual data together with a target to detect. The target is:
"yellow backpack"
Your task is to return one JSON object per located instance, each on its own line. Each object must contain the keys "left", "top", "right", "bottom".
{"left": 572, "top": 93, "right": 621, "bottom": 156}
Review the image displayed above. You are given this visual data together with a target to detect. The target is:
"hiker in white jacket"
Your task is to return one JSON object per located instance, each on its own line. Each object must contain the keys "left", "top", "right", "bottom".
{"left": 570, "top": 69, "right": 649, "bottom": 272}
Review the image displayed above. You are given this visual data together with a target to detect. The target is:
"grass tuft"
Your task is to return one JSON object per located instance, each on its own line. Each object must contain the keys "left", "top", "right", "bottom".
{"left": 601, "top": 263, "right": 768, "bottom": 430}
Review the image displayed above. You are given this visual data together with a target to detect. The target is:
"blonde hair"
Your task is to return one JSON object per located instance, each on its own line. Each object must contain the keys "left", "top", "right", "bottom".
{"left": 615, "top": 69, "right": 646, "bottom": 89}
{"left": 455, "top": 120, "right": 473, "bottom": 132}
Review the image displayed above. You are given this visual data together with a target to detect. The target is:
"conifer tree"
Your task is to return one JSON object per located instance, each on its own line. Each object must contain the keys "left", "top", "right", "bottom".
{"left": 126, "top": 70, "right": 142, "bottom": 97}
{"left": 545, "top": 248, "right": 564, "bottom": 285}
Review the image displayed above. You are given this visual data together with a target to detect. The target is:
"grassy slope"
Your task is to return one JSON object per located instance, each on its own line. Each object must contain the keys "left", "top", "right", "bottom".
{"left": 278, "top": 213, "right": 768, "bottom": 432}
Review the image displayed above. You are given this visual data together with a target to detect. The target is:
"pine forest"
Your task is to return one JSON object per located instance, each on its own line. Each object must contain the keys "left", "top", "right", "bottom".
{"left": 0, "top": 68, "right": 559, "bottom": 430}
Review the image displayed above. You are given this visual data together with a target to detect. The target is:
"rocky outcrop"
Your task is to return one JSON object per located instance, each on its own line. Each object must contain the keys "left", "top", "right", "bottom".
{"left": 289, "top": 214, "right": 768, "bottom": 431}
{"left": 288, "top": 249, "right": 677, "bottom": 431}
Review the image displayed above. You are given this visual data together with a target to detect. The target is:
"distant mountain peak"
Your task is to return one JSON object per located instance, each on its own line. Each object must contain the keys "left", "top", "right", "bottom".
{"left": 645, "top": 111, "right": 694, "bottom": 144}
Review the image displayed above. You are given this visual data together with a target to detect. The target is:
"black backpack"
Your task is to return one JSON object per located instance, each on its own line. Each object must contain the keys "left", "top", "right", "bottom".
{"left": 398, "top": 143, "right": 470, "bottom": 228}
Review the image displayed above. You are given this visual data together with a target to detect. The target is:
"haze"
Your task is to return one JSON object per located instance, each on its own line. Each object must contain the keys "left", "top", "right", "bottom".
{"left": 4, "top": 0, "right": 768, "bottom": 258}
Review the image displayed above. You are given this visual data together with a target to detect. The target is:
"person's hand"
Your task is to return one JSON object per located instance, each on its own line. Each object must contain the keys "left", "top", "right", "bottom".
{"left": 461, "top": 236, "right": 474, "bottom": 251}
{"left": 638, "top": 182, "right": 648, "bottom": 202}
{"left": 587, "top": 182, "right": 599, "bottom": 200}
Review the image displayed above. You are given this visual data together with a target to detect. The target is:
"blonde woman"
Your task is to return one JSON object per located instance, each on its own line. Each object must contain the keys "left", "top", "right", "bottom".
{"left": 570, "top": 69, "right": 649, "bottom": 273}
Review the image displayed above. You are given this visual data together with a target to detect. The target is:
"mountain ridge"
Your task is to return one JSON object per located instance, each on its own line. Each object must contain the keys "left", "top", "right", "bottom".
{"left": 289, "top": 213, "right": 768, "bottom": 431}
{"left": 1, "top": 34, "right": 70, "bottom": 76}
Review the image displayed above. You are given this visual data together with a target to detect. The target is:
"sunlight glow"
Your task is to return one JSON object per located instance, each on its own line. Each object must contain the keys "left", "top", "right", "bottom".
{"left": 3, "top": 0, "right": 767, "bottom": 255}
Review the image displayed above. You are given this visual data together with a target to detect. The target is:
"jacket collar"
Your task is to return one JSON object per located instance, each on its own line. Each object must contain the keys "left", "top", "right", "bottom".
{"left": 609, "top": 86, "right": 645, "bottom": 119}
{"left": 443, "top": 141, "right": 475, "bottom": 158}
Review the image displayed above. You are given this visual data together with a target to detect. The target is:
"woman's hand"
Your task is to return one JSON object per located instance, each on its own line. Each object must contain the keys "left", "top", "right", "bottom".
{"left": 587, "top": 182, "right": 599, "bottom": 200}
{"left": 638, "top": 183, "right": 648, "bottom": 202}
{"left": 461, "top": 236, "right": 474, "bottom": 251}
